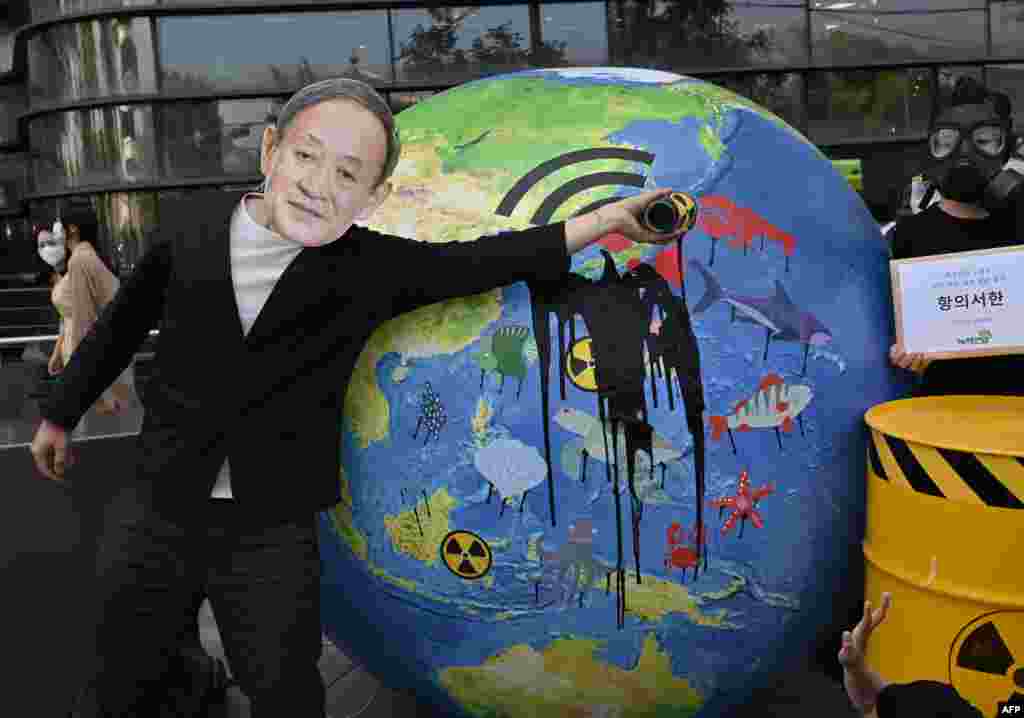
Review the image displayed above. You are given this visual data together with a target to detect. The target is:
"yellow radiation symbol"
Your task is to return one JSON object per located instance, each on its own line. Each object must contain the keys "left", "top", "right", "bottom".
{"left": 566, "top": 338, "right": 598, "bottom": 392}
{"left": 441, "top": 530, "right": 492, "bottom": 580}
{"left": 948, "top": 610, "right": 1024, "bottom": 716}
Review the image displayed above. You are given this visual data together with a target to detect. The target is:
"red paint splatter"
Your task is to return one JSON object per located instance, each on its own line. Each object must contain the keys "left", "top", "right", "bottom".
{"left": 697, "top": 195, "right": 797, "bottom": 258}
{"left": 764, "top": 225, "right": 796, "bottom": 256}
{"left": 709, "top": 415, "right": 729, "bottom": 441}
{"left": 726, "top": 206, "right": 767, "bottom": 252}
{"left": 597, "top": 232, "right": 632, "bottom": 252}
{"left": 653, "top": 244, "right": 684, "bottom": 289}
{"left": 697, "top": 195, "right": 739, "bottom": 239}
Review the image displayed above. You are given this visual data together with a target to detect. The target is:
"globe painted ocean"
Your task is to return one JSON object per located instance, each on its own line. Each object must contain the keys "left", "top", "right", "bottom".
{"left": 317, "top": 68, "right": 909, "bottom": 718}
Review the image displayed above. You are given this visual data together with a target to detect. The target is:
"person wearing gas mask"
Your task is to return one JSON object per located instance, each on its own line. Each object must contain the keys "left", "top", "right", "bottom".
{"left": 888, "top": 77, "right": 1024, "bottom": 397}
{"left": 39, "top": 208, "right": 135, "bottom": 413}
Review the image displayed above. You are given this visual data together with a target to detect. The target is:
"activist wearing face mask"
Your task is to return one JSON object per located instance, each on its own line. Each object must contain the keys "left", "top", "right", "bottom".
{"left": 37, "top": 227, "right": 66, "bottom": 269}
{"left": 44, "top": 209, "right": 137, "bottom": 414}
{"left": 887, "top": 77, "right": 1024, "bottom": 398}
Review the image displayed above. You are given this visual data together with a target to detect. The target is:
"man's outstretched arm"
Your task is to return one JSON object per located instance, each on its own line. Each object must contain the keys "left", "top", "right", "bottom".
{"left": 382, "top": 189, "right": 682, "bottom": 317}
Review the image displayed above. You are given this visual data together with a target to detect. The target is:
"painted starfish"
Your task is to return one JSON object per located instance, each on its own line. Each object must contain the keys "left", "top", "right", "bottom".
{"left": 710, "top": 469, "right": 774, "bottom": 538}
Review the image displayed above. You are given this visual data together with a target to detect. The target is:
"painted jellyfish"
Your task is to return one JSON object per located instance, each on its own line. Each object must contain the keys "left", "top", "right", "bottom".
{"left": 473, "top": 438, "right": 548, "bottom": 517}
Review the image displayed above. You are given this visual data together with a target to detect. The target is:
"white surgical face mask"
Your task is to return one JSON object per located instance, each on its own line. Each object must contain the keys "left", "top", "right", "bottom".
{"left": 39, "top": 244, "right": 65, "bottom": 267}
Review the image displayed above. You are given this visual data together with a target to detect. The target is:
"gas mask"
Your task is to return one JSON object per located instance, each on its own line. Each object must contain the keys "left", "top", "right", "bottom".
{"left": 924, "top": 103, "right": 1011, "bottom": 205}
{"left": 986, "top": 134, "right": 1024, "bottom": 210}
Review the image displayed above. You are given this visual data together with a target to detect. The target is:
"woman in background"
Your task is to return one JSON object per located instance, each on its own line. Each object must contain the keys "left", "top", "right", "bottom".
{"left": 39, "top": 208, "right": 134, "bottom": 414}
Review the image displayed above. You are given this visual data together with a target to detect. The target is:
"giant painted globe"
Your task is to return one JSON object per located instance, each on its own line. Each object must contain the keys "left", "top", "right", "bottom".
{"left": 318, "top": 67, "right": 907, "bottom": 717}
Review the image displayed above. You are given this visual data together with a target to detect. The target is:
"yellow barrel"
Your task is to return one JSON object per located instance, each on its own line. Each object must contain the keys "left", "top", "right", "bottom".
{"left": 863, "top": 396, "right": 1024, "bottom": 718}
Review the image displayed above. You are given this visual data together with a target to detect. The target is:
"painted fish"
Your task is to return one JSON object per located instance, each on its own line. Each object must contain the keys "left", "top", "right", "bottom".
{"left": 554, "top": 407, "right": 683, "bottom": 470}
{"left": 709, "top": 373, "right": 812, "bottom": 441}
{"left": 688, "top": 259, "right": 832, "bottom": 348}
{"left": 473, "top": 326, "right": 538, "bottom": 398}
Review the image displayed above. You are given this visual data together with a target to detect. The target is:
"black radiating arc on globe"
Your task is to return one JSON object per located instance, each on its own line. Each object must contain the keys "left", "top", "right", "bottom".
{"left": 497, "top": 147, "right": 656, "bottom": 528}
{"left": 495, "top": 147, "right": 656, "bottom": 219}
{"left": 532, "top": 172, "right": 649, "bottom": 225}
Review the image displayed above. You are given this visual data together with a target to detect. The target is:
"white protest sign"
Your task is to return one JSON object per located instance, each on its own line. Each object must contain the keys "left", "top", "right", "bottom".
{"left": 891, "top": 245, "right": 1023, "bottom": 359}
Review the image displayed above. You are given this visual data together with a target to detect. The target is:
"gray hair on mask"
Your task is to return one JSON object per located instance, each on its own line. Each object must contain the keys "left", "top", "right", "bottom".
{"left": 263, "top": 77, "right": 402, "bottom": 191}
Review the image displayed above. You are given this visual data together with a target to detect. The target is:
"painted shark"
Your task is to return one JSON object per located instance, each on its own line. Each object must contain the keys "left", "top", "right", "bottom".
{"left": 687, "top": 260, "right": 832, "bottom": 348}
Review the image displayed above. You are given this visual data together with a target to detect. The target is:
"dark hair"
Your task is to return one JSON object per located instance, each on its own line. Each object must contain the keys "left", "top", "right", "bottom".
{"left": 62, "top": 205, "right": 117, "bottom": 276}
{"left": 62, "top": 206, "right": 99, "bottom": 245}
{"left": 951, "top": 76, "right": 989, "bottom": 107}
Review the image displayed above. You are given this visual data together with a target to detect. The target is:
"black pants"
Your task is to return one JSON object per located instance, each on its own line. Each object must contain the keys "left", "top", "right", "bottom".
{"left": 76, "top": 486, "right": 325, "bottom": 717}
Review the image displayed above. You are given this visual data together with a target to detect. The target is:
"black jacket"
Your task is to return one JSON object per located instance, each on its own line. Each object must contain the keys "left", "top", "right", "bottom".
{"left": 41, "top": 190, "right": 569, "bottom": 523}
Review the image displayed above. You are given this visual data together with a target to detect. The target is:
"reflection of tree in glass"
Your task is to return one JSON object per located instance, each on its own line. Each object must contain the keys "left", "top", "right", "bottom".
{"left": 269, "top": 58, "right": 317, "bottom": 91}
{"left": 82, "top": 123, "right": 119, "bottom": 182}
{"left": 714, "top": 73, "right": 801, "bottom": 127}
{"left": 112, "top": 19, "right": 140, "bottom": 93}
{"left": 32, "top": 23, "right": 96, "bottom": 99}
{"left": 615, "top": 1, "right": 774, "bottom": 70}
{"left": 398, "top": 8, "right": 567, "bottom": 83}
{"left": 94, "top": 192, "right": 159, "bottom": 277}
{"left": 161, "top": 98, "right": 225, "bottom": 179}
{"left": 793, "top": 27, "right": 934, "bottom": 140}
{"left": 472, "top": 22, "right": 568, "bottom": 76}
{"left": 78, "top": 21, "right": 100, "bottom": 96}
{"left": 399, "top": 8, "right": 478, "bottom": 82}
{"left": 161, "top": 69, "right": 218, "bottom": 94}
{"left": 815, "top": 64, "right": 930, "bottom": 140}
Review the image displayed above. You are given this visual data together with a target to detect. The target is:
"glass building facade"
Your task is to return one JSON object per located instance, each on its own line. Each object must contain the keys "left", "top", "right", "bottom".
{"left": 0, "top": 0, "right": 1022, "bottom": 277}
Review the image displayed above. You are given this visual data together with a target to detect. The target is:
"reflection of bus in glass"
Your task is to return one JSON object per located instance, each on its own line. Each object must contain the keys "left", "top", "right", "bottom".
{"left": 831, "top": 158, "right": 863, "bottom": 193}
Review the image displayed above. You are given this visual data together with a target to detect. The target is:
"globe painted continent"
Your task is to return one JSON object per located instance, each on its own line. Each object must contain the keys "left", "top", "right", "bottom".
{"left": 318, "top": 67, "right": 906, "bottom": 718}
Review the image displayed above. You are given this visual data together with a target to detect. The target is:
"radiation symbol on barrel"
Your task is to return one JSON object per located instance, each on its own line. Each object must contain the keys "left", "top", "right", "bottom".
{"left": 566, "top": 337, "right": 598, "bottom": 392}
{"left": 441, "top": 530, "right": 492, "bottom": 580}
{"left": 948, "top": 611, "right": 1024, "bottom": 716}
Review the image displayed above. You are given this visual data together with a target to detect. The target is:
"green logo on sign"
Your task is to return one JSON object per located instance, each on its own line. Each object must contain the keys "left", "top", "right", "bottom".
{"left": 956, "top": 328, "right": 993, "bottom": 346}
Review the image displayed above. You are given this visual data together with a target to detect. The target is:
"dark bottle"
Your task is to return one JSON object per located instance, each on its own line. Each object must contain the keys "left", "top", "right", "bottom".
{"left": 641, "top": 192, "right": 698, "bottom": 235}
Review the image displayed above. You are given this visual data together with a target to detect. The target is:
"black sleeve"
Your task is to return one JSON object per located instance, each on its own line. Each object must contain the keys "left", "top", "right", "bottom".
{"left": 40, "top": 237, "right": 173, "bottom": 430}
{"left": 379, "top": 222, "right": 571, "bottom": 319}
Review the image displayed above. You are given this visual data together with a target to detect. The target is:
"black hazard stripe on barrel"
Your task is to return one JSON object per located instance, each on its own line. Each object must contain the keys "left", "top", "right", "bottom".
{"left": 883, "top": 435, "right": 944, "bottom": 497}
{"left": 937, "top": 448, "right": 1024, "bottom": 509}
{"left": 867, "top": 433, "right": 888, "bottom": 481}
{"left": 870, "top": 430, "right": 1024, "bottom": 509}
